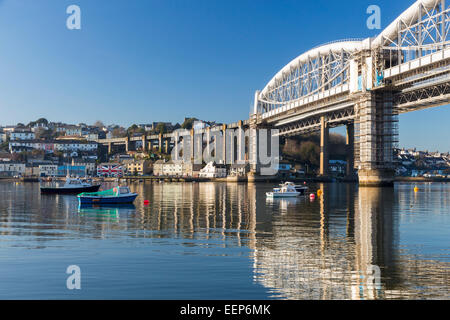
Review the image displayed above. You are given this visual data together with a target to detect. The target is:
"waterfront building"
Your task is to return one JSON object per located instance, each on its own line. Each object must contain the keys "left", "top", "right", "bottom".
{"left": 72, "top": 158, "right": 97, "bottom": 176}
{"left": 25, "top": 164, "right": 40, "bottom": 177}
{"left": 152, "top": 160, "right": 201, "bottom": 177}
{"left": 152, "top": 160, "right": 164, "bottom": 176}
{"left": 199, "top": 162, "right": 227, "bottom": 178}
{"left": 229, "top": 163, "right": 249, "bottom": 177}
{"left": 182, "top": 162, "right": 203, "bottom": 177}
{"left": 39, "top": 164, "right": 58, "bottom": 177}
{"left": 156, "top": 160, "right": 183, "bottom": 176}
{"left": 125, "top": 160, "right": 151, "bottom": 176}
{"left": 329, "top": 160, "right": 347, "bottom": 176}
{"left": 57, "top": 165, "right": 86, "bottom": 177}
{"left": 276, "top": 161, "right": 293, "bottom": 178}
{"left": 0, "top": 162, "right": 26, "bottom": 176}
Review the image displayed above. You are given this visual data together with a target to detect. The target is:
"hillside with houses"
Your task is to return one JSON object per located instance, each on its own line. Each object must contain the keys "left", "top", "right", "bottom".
{"left": 0, "top": 118, "right": 449, "bottom": 180}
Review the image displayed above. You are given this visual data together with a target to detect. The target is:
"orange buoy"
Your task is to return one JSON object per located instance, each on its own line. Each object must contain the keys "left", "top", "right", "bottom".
{"left": 414, "top": 186, "right": 419, "bottom": 193}
{"left": 317, "top": 189, "right": 323, "bottom": 197}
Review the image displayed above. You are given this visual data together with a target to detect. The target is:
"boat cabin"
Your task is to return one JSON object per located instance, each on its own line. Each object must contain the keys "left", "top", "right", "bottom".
{"left": 113, "top": 186, "right": 132, "bottom": 195}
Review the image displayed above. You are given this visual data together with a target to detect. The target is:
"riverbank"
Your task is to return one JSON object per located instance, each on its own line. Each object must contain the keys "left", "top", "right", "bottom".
{"left": 2, "top": 175, "right": 448, "bottom": 184}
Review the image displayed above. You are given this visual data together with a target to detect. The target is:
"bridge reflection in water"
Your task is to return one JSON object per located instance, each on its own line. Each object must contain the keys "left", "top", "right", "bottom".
{"left": 129, "top": 182, "right": 448, "bottom": 300}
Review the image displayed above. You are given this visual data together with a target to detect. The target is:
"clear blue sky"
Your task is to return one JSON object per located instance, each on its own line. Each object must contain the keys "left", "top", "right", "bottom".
{"left": 0, "top": 0, "right": 448, "bottom": 151}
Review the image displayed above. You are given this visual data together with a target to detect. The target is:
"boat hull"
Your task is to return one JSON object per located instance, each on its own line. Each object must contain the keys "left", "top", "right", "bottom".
{"left": 295, "top": 187, "right": 308, "bottom": 195}
{"left": 77, "top": 194, "right": 138, "bottom": 205}
{"left": 266, "top": 192, "right": 300, "bottom": 198}
{"left": 40, "top": 185, "right": 101, "bottom": 194}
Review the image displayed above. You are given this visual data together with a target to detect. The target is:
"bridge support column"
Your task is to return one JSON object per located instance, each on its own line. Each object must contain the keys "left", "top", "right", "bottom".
{"left": 319, "top": 116, "right": 329, "bottom": 176}
{"left": 190, "top": 129, "right": 195, "bottom": 162}
{"left": 249, "top": 124, "right": 259, "bottom": 174}
{"left": 357, "top": 92, "right": 397, "bottom": 187}
{"left": 158, "top": 134, "right": 162, "bottom": 153}
{"left": 195, "top": 130, "right": 203, "bottom": 164}
{"left": 346, "top": 123, "right": 356, "bottom": 179}
{"left": 142, "top": 136, "right": 148, "bottom": 152}
{"left": 237, "top": 121, "right": 245, "bottom": 164}
{"left": 205, "top": 127, "right": 211, "bottom": 160}
{"left": 108, "top": 142, "right": 112, "bottom": 154}
{"left": 222, "top": 124, "right": 227, "bottom": 165}
{"left": 164, "top": 139, "right": 169, "bottom": 154}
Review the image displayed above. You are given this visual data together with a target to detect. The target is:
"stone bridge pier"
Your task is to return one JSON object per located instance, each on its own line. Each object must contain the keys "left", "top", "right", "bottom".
{"left": 355, "top": 91, "right": 398, "bottom": 187}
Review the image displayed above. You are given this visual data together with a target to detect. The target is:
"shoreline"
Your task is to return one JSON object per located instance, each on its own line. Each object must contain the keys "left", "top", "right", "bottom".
{"left": 2, "top": 176, "right": 448, "bottom": 183}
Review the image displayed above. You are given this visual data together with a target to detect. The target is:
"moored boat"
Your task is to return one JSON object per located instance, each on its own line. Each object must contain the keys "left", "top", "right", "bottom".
{"left": 77, "top": 186, "right": 138, "bottom": 205}
{"left": 280, "top": 182, "right": 309, "bottom": 195}
{"left": 40, "top": 177, "right": 101, "bottom": 194}
{"left": 266, "top": 184, "right": 300, "bottom": 198}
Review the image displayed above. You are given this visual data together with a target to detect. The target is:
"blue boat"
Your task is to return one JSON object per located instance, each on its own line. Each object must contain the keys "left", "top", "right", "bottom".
{"left": 77, "top": 186, "right": 138, "bottom": 205}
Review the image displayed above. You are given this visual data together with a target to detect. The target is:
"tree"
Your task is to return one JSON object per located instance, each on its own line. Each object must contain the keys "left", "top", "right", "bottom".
{"left": 299, "top": 141, "right": 320, "bottom": 167}
{"left": 93, "top": 121, "right": 105, "bottom": 128}
{"left": 111, "top": 126, "right": 127, "bottom": 138}
{"left": 35, "top": 127, "right": 53, "bottom": 140}
{"left": 36, "top": 118, "right": 48, "bottom": 125}
{"left": 181, "top": 118, "right": 198, "bottom": 130}
{"left": 127, "top": 124, "right": 144, "bottom": 135}
{"left": 155, "top": 122, "right": 166, "bottom": 134}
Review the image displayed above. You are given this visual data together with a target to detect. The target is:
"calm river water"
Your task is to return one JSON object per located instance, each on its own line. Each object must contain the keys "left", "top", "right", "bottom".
{"left": 0, "top": 181, "right": 448, "bottom": 299}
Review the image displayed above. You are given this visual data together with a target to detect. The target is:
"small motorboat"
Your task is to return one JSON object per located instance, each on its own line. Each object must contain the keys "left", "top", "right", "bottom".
{"left": 280, "top": 182, "right": 309, "bottom": 195}
{"left": 77, "top": 186, "right": 138, "bottom": 205}
{"left": 266, "top": 184, "right": 300, "bottom": 198}
{"left": 40, "top": 177, "right": 101, "bottom": 194}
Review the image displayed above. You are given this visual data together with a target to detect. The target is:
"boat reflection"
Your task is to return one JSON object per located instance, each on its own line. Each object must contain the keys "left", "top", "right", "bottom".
{"left": 266, "top": 197, "right": 301, "bottom": 214}
{"left": 77, "top": 204, "right": 136, "bottom": 222}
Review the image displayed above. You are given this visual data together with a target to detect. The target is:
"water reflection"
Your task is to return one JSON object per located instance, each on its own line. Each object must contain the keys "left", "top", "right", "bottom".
{"left": 251, "top": 184, "right": 449, "bottom": 300}
{"left": 0, "top": 181, "right": 448, "bottom": 299}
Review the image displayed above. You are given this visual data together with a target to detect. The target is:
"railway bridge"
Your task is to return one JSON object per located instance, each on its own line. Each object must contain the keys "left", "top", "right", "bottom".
{"left": 252, "top": 0, "right": 449, "bottom": 186}
{"left": 99, "top": 0, "right": 449, "bottom": 186}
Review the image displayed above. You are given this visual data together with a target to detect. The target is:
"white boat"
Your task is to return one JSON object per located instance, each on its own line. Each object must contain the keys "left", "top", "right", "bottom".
{"left": 280, "top": 182, "right": 309, "bottom": 195}
{"left": 40, "top": 177, "right": 101, "bottom": 194}
{"left": 266, "top": 184, "right": 300, "bottom": 198}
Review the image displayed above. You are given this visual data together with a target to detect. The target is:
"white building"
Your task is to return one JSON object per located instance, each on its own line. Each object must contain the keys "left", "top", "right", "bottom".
{"left": 161, "top": 160, "right": 183, "bottom": 176}
{"left": 30, "top": 123, "right": 49, "bottom": 132}
{"left": 199, "top": 162, "right": 227, "bottom": 178}
{"left": 0, "top": 162, "right": 26, "bottom": 176}
{"left": 10, "top": 130, "right": 35, "bottom": 141}
{"left": 9, "top": 140, "right": 55, "bottom": 153}
{"left": 39, "top": 165, "right": 58, "bottom": 177}
{"left": 54, "top": 141, "right": 98, "bottom": 152}
{"left": 153, "top": 160, "right": 183, "bottom": 176}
